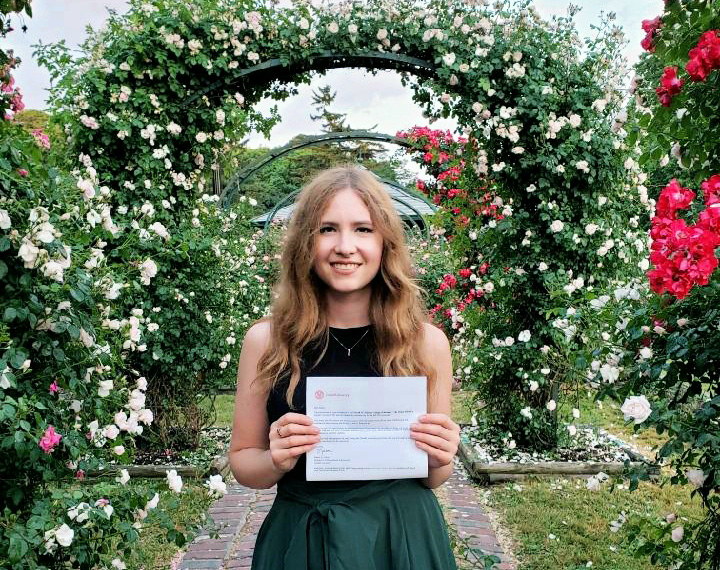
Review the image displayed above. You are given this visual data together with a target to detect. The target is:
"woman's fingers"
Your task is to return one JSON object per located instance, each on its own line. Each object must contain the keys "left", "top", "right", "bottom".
{"left": 279, "top": 412, "right": 315, "bottom": 426}
{"left": 410, "top": 431, "right": 455, "bottom": 452}
{"left": 277, "top": 423, "right": 320, "bottom": 438}
{"left": 273, "top": 433, "right": 321, "bottom": 449}
{"left": 414, "top": 440, "right": 454, "bottom": 466}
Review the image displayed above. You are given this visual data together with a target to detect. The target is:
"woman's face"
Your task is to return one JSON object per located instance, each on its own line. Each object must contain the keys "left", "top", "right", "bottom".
{"left": 312, "top": 188, "right": 384, "bottom": 297}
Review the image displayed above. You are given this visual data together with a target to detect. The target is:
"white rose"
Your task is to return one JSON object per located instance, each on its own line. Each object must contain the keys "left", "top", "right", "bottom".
{"left": 442, "top": 52, "right": 456, "bottom": 66}
{"left": 529, "top": 380, "right": 539, "bottom": 392}
{"left": 113, "top": 445, "right": 125, "bottom": 455}
{"left": 686, "top": 468, "right": 707, "bottom": 488}
{"left": 206, "top": 474, "right": 228, "bottom": 496}
{"left": 55, "top": 524, "right": 74, "bottom": 547}
{"left": 585, "top": 223, "right": 599, "bottom": 235}
{"left": 104, "top": 425, "right": 120, "bottom": 440}
{"left": 167, "top": 469, "right": 183, "bottom": 493}
{"left": 671, "top": 526, "right": 684, "bottom": 542}
{"left": 620, "top": 395, "right": 652, "bottom": 424}
{"left": 117, "top": 468, "right": 130, "bottom": 485}
{"left": 550, "top": 220, "right": 564, "bottom": 233}
{"left": 0, "top": 209, "right": 11, "bottom": 230}
{"left": 146, "top": 493, "right": 160, "bottom": 510}
{"left": 567, "top": 424, "right": 577, "bottom": 436}
{"left": 518, "top": 330, "right": 531, "bottom": 342}
{"left": 546, "top": 399, "right": 557, "bottom": 411}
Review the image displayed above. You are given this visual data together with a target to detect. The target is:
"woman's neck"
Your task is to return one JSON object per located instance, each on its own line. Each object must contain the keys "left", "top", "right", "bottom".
{"left": 324, "top": 288, "right": 371, "bottom": 328}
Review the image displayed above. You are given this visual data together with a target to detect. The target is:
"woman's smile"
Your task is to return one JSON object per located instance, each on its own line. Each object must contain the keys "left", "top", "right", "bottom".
{"left": 330, "top": 262, "right": 362, "bottom": 274}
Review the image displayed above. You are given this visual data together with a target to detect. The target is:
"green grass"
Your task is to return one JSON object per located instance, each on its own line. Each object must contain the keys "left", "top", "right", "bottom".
{"left": 203, "top": 394, "right": 236, "bottom": 428}
{"left": 484, "top": 391, "right": 705, "bottom": 570}
{"left": 488, "top": 477, "right": 702, "bottom": 570}
{"left": 452, "top": 390, "right": 478, "bottom": 425}
{"left": 127, "top": 479, "right": 213, "bottom": 570}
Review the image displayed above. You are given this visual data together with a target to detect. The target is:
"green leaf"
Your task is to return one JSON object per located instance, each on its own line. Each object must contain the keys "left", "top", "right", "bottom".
{"left": 8, "top": 533, "right": 28, "bottom": 561}
{"left": 3, "top": 307, "right": 17, "bottom": 322}
{"left": 53, "top": 348, "right": 66, "bottom": 362}
{"left": 70, "top": 288, "right": 86, "bottom": 302}
{"left": 0, "top": 260, "right": 7, "bottom": 280}
{"left": 9, "top": 350, "right": 28, "bottom": 369}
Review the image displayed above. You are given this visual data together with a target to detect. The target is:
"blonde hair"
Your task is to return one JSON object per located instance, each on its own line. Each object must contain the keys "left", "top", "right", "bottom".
{"left": 254, "top": 165, "right": 435, "bottom": 406}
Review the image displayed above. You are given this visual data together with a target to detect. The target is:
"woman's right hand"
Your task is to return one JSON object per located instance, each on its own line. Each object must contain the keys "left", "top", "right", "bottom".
{"left": 269, "top": 412, "right": 321, "bottom": 473}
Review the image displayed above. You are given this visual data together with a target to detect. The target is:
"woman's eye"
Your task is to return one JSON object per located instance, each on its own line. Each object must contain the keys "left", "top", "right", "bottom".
{"left": 358, "top": 227, "right": 373, "bottom": 233}
{"left": 319, "top": 226, "right": 335, "bottom": 233}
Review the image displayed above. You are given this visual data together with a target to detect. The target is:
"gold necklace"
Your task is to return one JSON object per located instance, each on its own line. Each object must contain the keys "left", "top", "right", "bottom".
{"left": 329, "top": 328, "right": 370, "bottom": 357}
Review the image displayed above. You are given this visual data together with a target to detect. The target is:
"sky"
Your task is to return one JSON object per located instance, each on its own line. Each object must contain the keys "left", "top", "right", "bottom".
{"left": 5, "top": 0, "right": 663, "bottom": 149}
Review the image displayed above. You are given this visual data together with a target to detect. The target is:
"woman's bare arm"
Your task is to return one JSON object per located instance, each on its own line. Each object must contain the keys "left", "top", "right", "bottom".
{"left": 227, "top": 321, "right": 285, "bottom": 489}
{"left": 228, "top": 322, "right": 320, "bottom": 488}
{"left": 417, "top": 323, "right": 458, "bottom": 489}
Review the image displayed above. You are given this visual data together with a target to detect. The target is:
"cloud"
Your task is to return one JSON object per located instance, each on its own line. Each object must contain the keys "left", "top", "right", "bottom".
{"left": 9, "top": 0, "right": 130, "bottom": 109}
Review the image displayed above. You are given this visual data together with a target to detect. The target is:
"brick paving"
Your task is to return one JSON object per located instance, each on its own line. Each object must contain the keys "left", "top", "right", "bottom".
{"left": 178, "top": 464, "right": 514, "bottom": 570}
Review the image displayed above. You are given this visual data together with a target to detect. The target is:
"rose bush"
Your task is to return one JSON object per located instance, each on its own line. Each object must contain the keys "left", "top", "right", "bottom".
{"left": 557, "top": 1, "right": 720, "bottom": 567}
{"left": 400, "top": 71, "right": 646, "bottom": 450}
{"left": 0, "top": 104, "right": 231, "bottom": 570}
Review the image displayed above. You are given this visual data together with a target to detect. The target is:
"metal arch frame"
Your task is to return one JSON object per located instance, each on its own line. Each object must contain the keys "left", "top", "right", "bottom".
{"left": 184, "top": 51, "right": 437, "bottom": 108}
{"left": 220, "top": 130, "right": 415, "bottom": 207}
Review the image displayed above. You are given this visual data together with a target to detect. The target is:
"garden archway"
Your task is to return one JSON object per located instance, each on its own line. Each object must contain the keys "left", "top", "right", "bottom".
{"left": 57, "top": 0, "right": 635, "bottom": 450}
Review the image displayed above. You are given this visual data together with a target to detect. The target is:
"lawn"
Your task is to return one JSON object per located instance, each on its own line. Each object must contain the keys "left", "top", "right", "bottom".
{"left": 127, "top": 480, "right": 213, "bottom": 570}
{"left": 482, "top": 391, "right": 705, "bottom": 570}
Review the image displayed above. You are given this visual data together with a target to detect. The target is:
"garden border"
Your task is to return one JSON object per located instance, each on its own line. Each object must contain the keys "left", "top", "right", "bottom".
{"left": 85, "top": 455, "right": 231, "bottom": 480}
{"left": 457, "top": 435, "right": 660, "bottom": 484}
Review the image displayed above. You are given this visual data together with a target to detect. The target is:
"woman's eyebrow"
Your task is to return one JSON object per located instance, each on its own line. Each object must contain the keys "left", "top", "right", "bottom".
{"left": 319, "top": 220, "right": 374, "bottom": 226}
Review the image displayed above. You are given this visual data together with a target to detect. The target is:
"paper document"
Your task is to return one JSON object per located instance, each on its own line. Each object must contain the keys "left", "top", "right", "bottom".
{"left": 306, "top": 376, "right": 428, "bottom": 481}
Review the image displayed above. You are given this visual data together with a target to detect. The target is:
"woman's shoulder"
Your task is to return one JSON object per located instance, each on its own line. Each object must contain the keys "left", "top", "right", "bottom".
{"left": 421, "top": 322, "right": 450, "bottom": 355}
{"left": 243, "top": 319, "right": 272, "bottom": 352}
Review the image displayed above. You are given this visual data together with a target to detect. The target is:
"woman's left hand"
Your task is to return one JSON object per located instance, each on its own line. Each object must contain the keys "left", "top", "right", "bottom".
{"left": 410, "top": 413, "right": 461, "bottom": 469}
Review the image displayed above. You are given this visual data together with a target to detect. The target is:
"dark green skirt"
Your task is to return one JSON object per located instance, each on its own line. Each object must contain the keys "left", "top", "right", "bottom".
{"left": 251, "top": 478, "right": 457, "bottom": 570}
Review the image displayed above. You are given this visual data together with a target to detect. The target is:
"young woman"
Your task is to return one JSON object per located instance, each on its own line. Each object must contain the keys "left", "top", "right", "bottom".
{"left": 229, "top": 166, "right": 460, "bottom": 569}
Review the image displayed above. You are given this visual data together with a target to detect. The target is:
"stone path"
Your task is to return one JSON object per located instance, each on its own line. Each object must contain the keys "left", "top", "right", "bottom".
{"left": 178, "top": 464, "right": 514, "bottom": 570}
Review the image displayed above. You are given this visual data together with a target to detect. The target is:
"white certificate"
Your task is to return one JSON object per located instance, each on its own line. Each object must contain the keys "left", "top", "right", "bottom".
{"left": 306, "top": 376, "right": 428, "bottom": 481}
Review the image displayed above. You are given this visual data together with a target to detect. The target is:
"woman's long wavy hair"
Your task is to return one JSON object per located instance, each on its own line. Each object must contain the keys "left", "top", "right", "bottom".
{"left": 254, "top": 165, "right": 435, "bottom": 406}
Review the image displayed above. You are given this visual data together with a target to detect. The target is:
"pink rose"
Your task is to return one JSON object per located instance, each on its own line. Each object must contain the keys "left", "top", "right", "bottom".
{"left": 39, "top": 425, "right": 62, "bottom": 454}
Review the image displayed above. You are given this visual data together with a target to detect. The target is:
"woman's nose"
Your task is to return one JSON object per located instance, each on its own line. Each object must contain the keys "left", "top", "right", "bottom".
{"left": 334, "top": 231, "right": 357, "bottom": 254}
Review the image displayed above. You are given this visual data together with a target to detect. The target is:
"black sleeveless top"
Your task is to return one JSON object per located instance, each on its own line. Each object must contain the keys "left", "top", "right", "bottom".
{"left": 266, "top": 325, "right": 380, "bottom": 481}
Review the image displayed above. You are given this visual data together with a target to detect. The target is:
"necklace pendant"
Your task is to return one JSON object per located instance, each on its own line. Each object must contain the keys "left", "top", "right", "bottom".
{"left": 347, "top": 349, "right": 351, "bottom": 356}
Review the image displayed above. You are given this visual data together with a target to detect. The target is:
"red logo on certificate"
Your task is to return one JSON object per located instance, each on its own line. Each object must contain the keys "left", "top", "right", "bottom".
{"left": 314, "top": 390, "right": 325, "bottom": 400}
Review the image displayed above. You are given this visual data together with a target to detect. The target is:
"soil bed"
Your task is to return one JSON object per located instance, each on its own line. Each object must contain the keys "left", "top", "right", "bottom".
{"left": 87, "top": 427, "right": 232, "bottom": 480}
{"left": 459, "top": 425, "right": 659, "bottom": 483}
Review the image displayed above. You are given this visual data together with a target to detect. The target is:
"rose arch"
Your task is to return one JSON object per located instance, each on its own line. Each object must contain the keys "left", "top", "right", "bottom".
{"left": 50, "top": 0, "right": 642, "bottom": 449}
